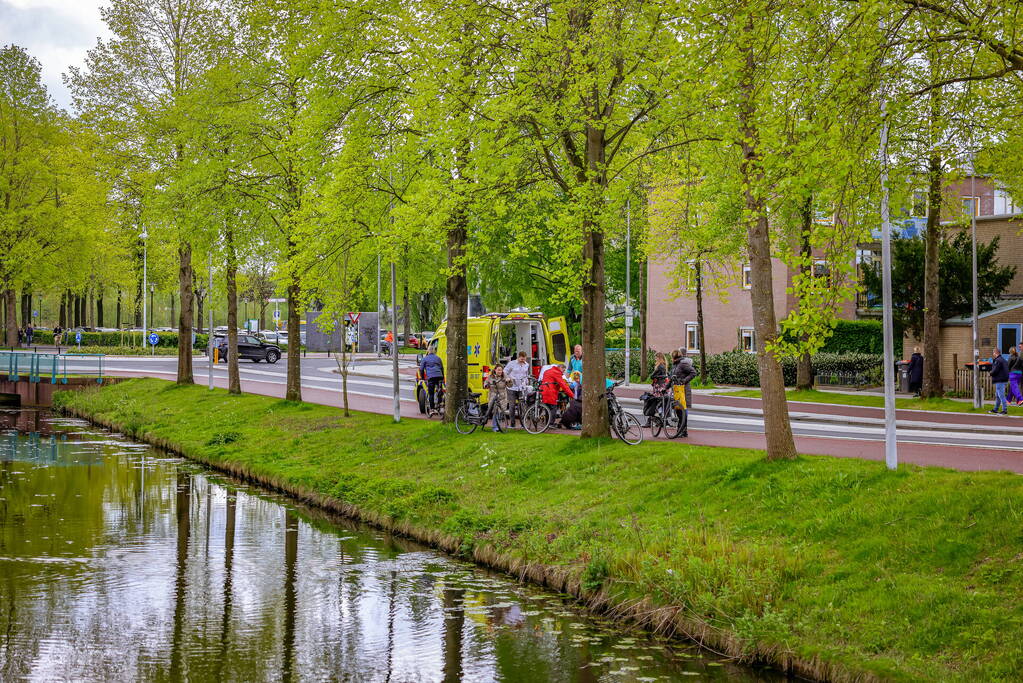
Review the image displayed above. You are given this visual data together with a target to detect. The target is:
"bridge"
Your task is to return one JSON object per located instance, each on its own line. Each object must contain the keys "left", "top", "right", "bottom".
{"left": 0, "top": 351, "right": 107, "bottom": 406}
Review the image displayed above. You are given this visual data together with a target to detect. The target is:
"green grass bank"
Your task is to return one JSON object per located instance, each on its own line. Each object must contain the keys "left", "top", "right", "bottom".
{"left": 55, "top": 379, "right": 1023, "bottom": 682}
{"left": 716, "top": 388, "right": 1019, "bottom": 417}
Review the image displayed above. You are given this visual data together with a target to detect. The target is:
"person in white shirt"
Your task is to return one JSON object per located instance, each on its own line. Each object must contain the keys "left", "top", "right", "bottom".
{"left": 504, "top": 351, "right": 531, "bottom": 428}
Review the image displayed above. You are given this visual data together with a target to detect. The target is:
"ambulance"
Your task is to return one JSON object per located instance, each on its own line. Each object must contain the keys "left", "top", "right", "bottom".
{"left": 414, "top": 308, "right": 570, "bottom": 413}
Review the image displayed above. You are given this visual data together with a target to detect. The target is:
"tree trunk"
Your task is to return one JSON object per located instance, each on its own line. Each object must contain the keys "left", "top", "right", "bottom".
{"left": 226, "top": 226, "right": 241, "bottom": 395}
{"left": 402, "top": 276, "right": 411, "bottom": 346}
{"left": 177, "top": 243, "right": 194, "bottom": 385}
{"left": 97, "top": 292, "right": 104, "bottom": 328}
{"left": 580, "top": 123, "right": 610, "bottom": 438}
{"left": 696, "top": 260, "right": 708, "bottom": 385}
{"left": 134, "top": 279, "right": 142, "bottom": 328}
{"left": 196, "top": 289, "right": 205, "bottom": 335}
{"left": 444, "top": 215, "right": 469, "bottom": 423}
{"left": 921, "top": 151, "right": 943, "bottom": 398}
{"left": 116, "top": 290, "right": 122, "bottom": 329}
{"left": 796, "top": 195, "right": 814, "bottom": 391}
{"left": 170, "top": 293, "right": 176, "bottom": 331}
{"left": 3, "top": 288, "right": 17, "bottom": 347}
{"left": 739, "top": 14, "right": 796, "bottom": 460}
{"left": 59, "top": 291, "right": 66, "bottom": 329}
{"left": 74, "top": 295, "right": 81, "bottom": 328}
{"left": 284, "top": 231, "right": 302, "bottom": 402}
{"left": 258, "top": 301, "right": 266, "bottom": 334}
{"left": 20, "top": 291, "right": 30, "bottom": 328}
{"left": 639, "top": 258, "right": 648, "bottom": 381}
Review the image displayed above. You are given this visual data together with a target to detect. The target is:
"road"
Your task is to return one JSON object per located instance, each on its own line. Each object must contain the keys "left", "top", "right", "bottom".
{"left": 76, "top": 353, "right": 1023, "bottom": 473}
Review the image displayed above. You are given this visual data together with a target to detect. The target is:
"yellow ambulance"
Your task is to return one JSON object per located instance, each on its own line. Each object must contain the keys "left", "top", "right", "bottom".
{"left": 414, "top": 309, "right": 570, "bottom": 413}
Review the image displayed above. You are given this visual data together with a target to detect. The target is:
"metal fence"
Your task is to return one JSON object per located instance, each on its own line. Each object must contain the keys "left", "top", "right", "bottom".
{"left": 953, "top": 368, "right": 994, "bottom": 400}
{"left": 0, "top": 352, "right": 105, "bottom": 384}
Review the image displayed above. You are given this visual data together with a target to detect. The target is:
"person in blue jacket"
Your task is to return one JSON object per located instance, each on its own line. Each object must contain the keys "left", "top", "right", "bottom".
{"left": 420, "top": 349, "right": 445, "bottom": 414}
{"left": 989, "top": 347, "right": 1010, "bottom": 415}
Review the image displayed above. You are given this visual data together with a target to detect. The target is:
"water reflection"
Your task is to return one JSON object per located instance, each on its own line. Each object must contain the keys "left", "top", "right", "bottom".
{"left": 0, "top": 409, "right": 779, "bottom": 681}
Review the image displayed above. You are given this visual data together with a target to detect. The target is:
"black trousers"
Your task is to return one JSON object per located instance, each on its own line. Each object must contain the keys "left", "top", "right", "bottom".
{"left": 507, "top": 389, "right": 525, "bottom": 425}
{"left": 427, "top": 377, "right": 443, "bottom": 410}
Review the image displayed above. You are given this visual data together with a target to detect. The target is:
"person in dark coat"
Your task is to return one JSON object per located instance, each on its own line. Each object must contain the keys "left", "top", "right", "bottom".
{"left": 906, "top": 347, "right": 924, "bottom": 396}
{"left": 669, "top": 349, "right": 697, "bottom": 437}
{"left": 990, "top": 347, "right": 1010, "bottom": 415}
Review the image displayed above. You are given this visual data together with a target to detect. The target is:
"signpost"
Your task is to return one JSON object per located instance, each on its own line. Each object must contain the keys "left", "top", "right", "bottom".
{"left": 75, "top": 330, "right": 82, "bottom": 349}
{"left": 149, "top": 332, "right": 159, "bottom": 356}
{"left": 347, "top": 312, "right": 361, "bottom": 324}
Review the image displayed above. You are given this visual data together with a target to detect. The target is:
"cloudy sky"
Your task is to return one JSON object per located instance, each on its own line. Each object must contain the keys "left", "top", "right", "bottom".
{"left": 0, "top": 0, "right": 111, "bottom": 110}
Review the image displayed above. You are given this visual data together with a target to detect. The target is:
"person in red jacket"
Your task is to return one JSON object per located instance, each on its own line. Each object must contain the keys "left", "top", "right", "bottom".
{"left": 539, "top": 364, "right": 572, "bottom": 407}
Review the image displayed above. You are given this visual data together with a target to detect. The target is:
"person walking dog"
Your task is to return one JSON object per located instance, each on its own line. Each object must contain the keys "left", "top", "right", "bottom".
{"left": 989, "top": 347, "right": 1010, "bottom": 415}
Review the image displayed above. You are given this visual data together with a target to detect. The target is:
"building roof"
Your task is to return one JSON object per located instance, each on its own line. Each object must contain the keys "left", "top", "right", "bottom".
{"left": 944, "top": 299, "right": 1023, "bottom": 325}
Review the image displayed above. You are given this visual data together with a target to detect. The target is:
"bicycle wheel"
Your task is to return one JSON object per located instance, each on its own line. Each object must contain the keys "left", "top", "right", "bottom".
{"left": 454, "top": 405, "right": 478, "bottom": 434}
{"left": 523, "top": 403, "right": 551, "bottom": 434}
{"left": 613, "top": 411, "right": 644, "bottom": 445}
{"left": 667, "top": 409, "right": 688, "bottom": 439}
{"left": 648, "top": 415, "right": 663, "bottom": 438}
{"left": 491, "top": 408, "right": 508, "bottom": 433}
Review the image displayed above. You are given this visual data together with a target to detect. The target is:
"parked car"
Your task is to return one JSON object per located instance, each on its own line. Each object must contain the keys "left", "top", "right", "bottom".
{"left": 215, "top": 333, "right": 282, "bottom": 363}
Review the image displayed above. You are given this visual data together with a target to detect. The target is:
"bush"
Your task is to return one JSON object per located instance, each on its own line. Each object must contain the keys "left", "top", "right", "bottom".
{"left": 36, "top": 330, "right": 208, "bottom": 349}
{"left": 704, "top": 350, "right": 883, "bottom": 387}
{"left": 821, "top": 319, "right": 902, "bottom": 357}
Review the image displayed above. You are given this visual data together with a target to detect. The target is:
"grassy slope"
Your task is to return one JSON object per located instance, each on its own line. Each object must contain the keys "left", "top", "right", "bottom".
{"left": 56, "top": 379, "right": 1023, "bottom": 681}
{"left": 717, "top": 388, "right": 1018, "bottom": 416}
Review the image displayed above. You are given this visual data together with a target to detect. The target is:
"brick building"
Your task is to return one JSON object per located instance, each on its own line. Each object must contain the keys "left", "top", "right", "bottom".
{"left": 647, "top": 176, "right": 1022, "bottom": 372}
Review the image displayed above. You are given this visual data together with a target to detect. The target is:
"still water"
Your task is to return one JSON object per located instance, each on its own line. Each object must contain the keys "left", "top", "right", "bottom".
{"left": 0, "top": 409, "right": 777, "bottom": 682}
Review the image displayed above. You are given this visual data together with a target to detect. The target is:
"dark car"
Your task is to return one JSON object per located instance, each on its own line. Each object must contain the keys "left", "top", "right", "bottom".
{"left": 216, "top": 333, "right": 282, "bottom": 364}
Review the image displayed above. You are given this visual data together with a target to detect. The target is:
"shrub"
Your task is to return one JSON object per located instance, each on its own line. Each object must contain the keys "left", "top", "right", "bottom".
{"left": 821, "top": 319, "right": 903, "bottom": 357}
{"left": 41, "top": 330, "right": 208, "bottom": 349}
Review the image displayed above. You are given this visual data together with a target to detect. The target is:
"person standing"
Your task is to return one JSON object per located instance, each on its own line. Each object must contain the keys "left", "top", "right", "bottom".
{"left": 504, "top": 351, "right": 531, "bottom": 428}
{"left": 567, "top": 344, "right": 583, "bottom": 378}
{"left": 1007, "top": 346, "right": 1023, "bottom": 407}
{"left": 53, "top": 324, "right": 63, "bottom": 346}
{"left": 345, "top": 323, "right": 358, "bottom": 354}
{"left": 25, "top": 324, "right": 34, "bottom": 346}
{"left": 484, "top": 364, "right": 509, "bottom": 432}
{"left": 670, "top": 349, "right": 696, "bottom": 437}
{"left": 906, "top": 347, "right": 924, "bottom": 397}
{"left": 419, "top": 347, "right": 445, "bottom": 415}
{"left": 989, "top": 347, "right": 1009, "bottom": 415}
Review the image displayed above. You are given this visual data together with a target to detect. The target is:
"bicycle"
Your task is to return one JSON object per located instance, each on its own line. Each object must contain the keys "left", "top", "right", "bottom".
{"left": 426, "top": 380, "right": 446, "bottom": 418}
{"left": 522, "top": 378, "right": 567, "bottom": 434}
{"left": 646, "top": 390, "right": 686, "bottom": 439}
{"left": 455, "top": 392, "right": 507, "bottom": 434}
{"left": 606, "top": 380, "right": 644, "bottom": 445}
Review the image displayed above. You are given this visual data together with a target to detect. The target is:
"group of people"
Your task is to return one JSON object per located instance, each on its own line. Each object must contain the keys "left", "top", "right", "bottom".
{"left": 649, "top": 349, "right": 696, "bottom": 437}
{"left": 908, "top": 345, "right": 1023, "bottom": 414}
{"left": 15, "top": 325, "right": 36, "bottom": 346}
{"left": 483, "top": 345, "right": 586, "bottom": 432}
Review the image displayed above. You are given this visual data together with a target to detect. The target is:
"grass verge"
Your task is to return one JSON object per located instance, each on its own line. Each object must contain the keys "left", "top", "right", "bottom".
{"left": 55, "top": 378, "right": 1023, "bottom": 682}
{"left": 716, "top": 388, "right": 1019, "bottom": 416}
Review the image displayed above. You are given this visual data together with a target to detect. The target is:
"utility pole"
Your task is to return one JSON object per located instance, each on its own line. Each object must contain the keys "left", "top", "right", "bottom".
{"left": 971, "top": 154, "right": 981, "bottom": 409}
{"left": 624, "top": 198, "right": 632, "bottom": 385}
{"left": 377, "top": 254, "right": 382, "bottom": 357}
{"left": 391, "top": 262, "right": 400, "bottom": 422}
{"left": 879, "top": 93, "right": 898, "bottom": 470}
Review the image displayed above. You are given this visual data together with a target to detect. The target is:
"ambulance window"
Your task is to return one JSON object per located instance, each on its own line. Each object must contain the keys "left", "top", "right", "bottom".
{"left": 551, "top": 332, "right": 567, "bottom": 363}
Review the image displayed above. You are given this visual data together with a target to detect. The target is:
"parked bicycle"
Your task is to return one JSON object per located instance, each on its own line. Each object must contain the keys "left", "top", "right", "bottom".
{"left": 455, "top": 392, "right": 507, "bottom": 434}
{"left": 644, "top": 391, "right": 686, "bottom": 439}
{"left": 522, "top": 377, "right": 567, "bottom": 434}
{"left": 606, "top": 380, "right": 644, "bottom": 445}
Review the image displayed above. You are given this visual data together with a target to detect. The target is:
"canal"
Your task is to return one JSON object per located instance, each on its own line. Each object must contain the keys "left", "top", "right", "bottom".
{"left": 0, "top": 408, "right": 778, "bottom": 682}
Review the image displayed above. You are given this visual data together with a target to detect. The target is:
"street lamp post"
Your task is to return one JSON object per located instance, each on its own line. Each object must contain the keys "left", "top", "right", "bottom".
{"left": 141, "top": 228, "right": 148, "bottom": 346}
{"left": 624, "top": 197, "right": 632, "bottom": 386}
{"left": 971, "top": 157, "right": 981, "bottom": 409}
{"left": 879, "top": 92, "right": 898, "bottom": 470}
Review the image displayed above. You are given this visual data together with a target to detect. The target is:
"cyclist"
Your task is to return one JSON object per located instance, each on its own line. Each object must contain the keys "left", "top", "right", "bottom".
{"left": 483, "top": 364, "right": 510, "bottom": 432}
{"left": 419, "top": 347, "right": 445, "bottom": 415}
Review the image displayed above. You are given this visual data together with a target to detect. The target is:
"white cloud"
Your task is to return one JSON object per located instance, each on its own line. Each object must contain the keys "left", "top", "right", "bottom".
{"left": 0, "top": 0, "right": 112, "bottom": 110}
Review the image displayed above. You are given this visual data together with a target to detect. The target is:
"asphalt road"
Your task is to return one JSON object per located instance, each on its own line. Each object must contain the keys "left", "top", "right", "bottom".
{"left": 79, "top": 354, "right": 1023, "bottom": 455}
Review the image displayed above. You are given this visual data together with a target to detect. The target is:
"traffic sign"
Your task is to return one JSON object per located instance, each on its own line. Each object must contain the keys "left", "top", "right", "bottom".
{"left": 75, "top": 331, "right": 82, "bottom": 344}
{"left": 273, "top": 309, "right": 281, "bottom": 319}
{"left": 149, "top": 333, "right": 159, "bottom": 346}
{"left": 347, "top": 312, "right": 361, "bottom": 324}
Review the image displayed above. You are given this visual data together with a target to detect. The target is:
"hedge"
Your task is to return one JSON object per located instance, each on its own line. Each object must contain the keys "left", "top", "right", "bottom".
{"left": 606, "top": 349, "right": 883, "bottom": 387}
{"left": 820, "top": 319, "right": 903, "bottom": 357}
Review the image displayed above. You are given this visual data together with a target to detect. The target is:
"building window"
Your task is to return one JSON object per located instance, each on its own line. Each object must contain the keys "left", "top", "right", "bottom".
{"left": 813, "top": 259, "right": 830, "bottom": 278}
{"left": 962, "top": 196, "right": 979, "bottom": 217}
{"left": 684, "top": 260, "right": 698, "bottom": 291}
{"left": 739, "top": 327, "right": 755, "bottom": 353}
{"left": 686, "top": 323, "right": 699, "bottom": 351}
{"left": 741, "top": 264, "right": 752, "bottom": 290}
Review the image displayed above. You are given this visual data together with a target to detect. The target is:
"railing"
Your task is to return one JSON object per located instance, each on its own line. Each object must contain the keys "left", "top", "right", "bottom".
{"left": 954, "top": 368, "right": 994, "bottom": 400}
{"left": 814, "top": 371, "right": 876, "bottom": 387}
{"left": 0, "top": 351, "right": 106, "bottom": 385}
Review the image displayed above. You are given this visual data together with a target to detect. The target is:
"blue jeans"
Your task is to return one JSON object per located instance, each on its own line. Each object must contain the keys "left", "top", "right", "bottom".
{"left": 994, "top": 382, "right": 1008, "bottom": 413}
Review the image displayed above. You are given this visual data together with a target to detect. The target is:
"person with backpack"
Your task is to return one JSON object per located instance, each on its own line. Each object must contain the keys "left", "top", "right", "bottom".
{"left": 989, "top": 347, "right": 1010, "bottom": 415}
{"left": 670, "top": 349, "right": 696, "bottom": 437}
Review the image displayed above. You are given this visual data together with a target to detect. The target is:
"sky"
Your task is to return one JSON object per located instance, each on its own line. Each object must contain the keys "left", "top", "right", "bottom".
{"left": 0, "top": 0, "right": 111, "bottom": 110}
